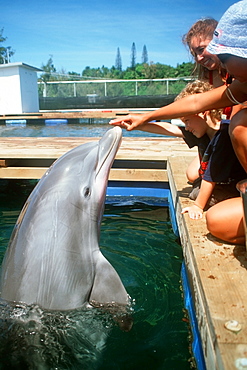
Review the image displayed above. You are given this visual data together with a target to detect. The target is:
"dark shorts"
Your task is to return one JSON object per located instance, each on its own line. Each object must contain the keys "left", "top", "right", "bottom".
{"left": 189, "top": 178, "right": 240, "bottom": 209}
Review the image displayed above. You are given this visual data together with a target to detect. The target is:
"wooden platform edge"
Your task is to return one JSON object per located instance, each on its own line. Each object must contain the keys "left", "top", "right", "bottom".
{"left": 0, "top": 167, "right": 168, "bottom": 182}
{"left": 167, "top": 155, "right": 247, "bottom": 370}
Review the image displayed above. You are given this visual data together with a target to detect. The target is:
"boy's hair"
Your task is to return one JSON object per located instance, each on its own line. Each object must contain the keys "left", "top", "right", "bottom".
{"left": 175, "top": 80, "right": 222, "bottom": 122}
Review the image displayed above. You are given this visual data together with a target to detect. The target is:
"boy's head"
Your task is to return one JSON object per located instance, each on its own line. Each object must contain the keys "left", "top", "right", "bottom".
{"left": 175, "top": 80, "right": 222, "bottom": 122}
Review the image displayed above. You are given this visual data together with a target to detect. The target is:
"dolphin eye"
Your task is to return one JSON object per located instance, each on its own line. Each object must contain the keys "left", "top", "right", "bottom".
{"left": 83, "top": 187, "right": 91, "bottom": 198}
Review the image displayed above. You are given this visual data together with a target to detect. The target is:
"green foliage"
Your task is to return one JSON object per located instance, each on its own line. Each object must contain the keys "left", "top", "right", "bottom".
{"left": 130, "top": 42, "right": 136, "bottom": 69}
{"left": 80, "top": 61, "right": 194, "bottom": 80}
{"left": 142, "top": 45, "right": 148, "bottom": 64}
{"left": 39, "top": 56, "right": 196, "bottom": 97}
{"left": 0, "top": 28, "right": 15, "bottom": 64}
{"left": 40, "top": 56, "right": 57, "bottom": 82}
{"left": 115, "top": 47, "right": 122, "bottom": 71}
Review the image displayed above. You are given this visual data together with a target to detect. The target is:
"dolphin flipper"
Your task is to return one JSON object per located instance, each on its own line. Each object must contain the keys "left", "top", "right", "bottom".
{"left": 89, "top": 253, "right": 129, "bottom": 307}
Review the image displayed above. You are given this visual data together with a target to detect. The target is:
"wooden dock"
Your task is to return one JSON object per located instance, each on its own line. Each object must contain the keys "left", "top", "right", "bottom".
{"left": 0, "top": 109, "right": 152, "bottom": 121}
{"left": 0, "top": 135, "right": 246, "bottom": 369}
{"left": 168, "top": 156, "right": 247, "bottom": 370}
{"left": 0, "top": 136, "right": 196, "bottom": 182}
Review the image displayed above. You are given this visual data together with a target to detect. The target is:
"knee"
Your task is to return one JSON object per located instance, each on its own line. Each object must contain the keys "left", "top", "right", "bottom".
{"left": 229, "top": 109, "right": 247, "bottom": 140}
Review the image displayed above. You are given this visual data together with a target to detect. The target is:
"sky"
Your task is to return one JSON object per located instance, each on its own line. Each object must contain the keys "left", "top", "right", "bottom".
{"left": 1, "top": 0, "right": 237, "bottom": 75}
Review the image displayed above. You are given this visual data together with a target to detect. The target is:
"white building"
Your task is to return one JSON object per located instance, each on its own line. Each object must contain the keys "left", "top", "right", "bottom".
{"left": 0, "top": 62, "right": 42, "bottom": 115}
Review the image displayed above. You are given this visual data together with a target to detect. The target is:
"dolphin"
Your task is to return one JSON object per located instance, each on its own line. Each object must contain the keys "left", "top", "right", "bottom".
{"left": 0, "top": 127, "right": 130, "bottom": 316}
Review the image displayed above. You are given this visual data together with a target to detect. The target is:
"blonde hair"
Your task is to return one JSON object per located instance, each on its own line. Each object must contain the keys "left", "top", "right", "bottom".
{"left": 175, "top": 80, "right": 222, "bottom": 122}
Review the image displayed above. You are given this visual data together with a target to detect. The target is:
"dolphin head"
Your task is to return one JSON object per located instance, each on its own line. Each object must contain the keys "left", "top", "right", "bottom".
{"left": 36, "top": 125, "right": 122, "bottom": 235}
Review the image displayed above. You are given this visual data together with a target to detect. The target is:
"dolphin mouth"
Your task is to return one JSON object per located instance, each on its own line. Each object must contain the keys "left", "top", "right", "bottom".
{"left": 96, "top": 127, "right": 122, "bottom": 177}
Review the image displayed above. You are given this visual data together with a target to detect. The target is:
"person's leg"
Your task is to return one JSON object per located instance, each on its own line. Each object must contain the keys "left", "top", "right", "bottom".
{"left": 229, "top": 109, "right": 247, "bottom": 172}
{"left": 206, "top": 197, "right": 245, "bottom": 245}
{"left": 186, "top": 154, "right": 200, "bottom": 183}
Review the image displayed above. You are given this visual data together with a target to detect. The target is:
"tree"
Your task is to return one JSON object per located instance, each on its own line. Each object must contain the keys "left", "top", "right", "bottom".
{"left": 40, "top": 56, "right": 57, "bottom": 82}
{"left": 130, "top": 42, "right": 136, "bottom": 69}
{"left": 0, "top": 28, "right": 15, "bottom": 64}
{"left": 142, "top": 45, "right": 148, "bottom": 64}
{"left": 115, "top": 47, "right": 122, "bottom": 71}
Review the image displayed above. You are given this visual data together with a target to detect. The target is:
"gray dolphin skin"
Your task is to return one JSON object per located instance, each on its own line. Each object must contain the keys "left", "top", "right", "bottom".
{"left": 0, "top": 126, "right": 130, "bottom": 313}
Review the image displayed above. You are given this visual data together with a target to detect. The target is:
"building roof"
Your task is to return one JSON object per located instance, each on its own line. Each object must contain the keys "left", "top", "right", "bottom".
{"left": 0, "top": 62, "right": 42, "bottom": 72}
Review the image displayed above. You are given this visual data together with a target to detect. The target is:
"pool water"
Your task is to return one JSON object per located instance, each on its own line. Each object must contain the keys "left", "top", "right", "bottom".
{"left": 0, "top": 180, "right": 193, "bottom": 369}
{"left": 0, "top": 122, "right": 164, "bottom": 138}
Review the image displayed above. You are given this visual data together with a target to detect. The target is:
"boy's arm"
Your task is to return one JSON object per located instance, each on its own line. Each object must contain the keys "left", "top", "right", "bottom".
{"left": 130, "top": 121, "right": 185, "bottom": 137}
{"left": 181, "top": 180, "right": 216, "bottom": 220}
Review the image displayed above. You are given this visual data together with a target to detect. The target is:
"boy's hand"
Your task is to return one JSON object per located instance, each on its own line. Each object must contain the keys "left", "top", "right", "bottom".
{"left": 181, "top": 204, "right": 203, "bottom": 220}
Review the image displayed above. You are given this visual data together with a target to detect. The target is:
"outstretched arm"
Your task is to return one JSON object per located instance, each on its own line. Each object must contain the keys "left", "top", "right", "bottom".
{"left": 112, "top": 119, "right": 185, "bottom": 137}
{"left": 109, "top": 83, "right": 235, "bottom": 131}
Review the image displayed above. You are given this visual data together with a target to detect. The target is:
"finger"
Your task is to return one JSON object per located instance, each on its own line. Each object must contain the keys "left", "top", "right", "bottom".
{"left": 189, "top": 212, "right": 202, "bottom": 220}
{"left": 181, "top": 207, "right": 189, "bottom": 214}
{"left": 109, "top": 119, "right": 123, "bottom": 125}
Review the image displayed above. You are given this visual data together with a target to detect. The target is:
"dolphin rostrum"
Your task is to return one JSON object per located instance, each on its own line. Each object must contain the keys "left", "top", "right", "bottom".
{"left": 0, "top": 127, "right": 130, "bottom": 315}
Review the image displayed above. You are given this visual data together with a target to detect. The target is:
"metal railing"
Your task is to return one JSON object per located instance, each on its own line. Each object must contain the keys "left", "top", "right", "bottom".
{"left": 38, "top": 77, "right": 195, "bottom": 98}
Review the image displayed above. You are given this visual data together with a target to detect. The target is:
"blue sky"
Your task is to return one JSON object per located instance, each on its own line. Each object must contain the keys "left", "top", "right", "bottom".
{"left": 2, "top": 0, "right": 236, "bottom": 74}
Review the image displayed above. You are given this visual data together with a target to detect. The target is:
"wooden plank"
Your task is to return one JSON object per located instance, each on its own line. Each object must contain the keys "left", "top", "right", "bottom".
{"left": 0, "top": 111, "right": 126, "bottom": 120}
{"left": 0, "top": 137, "right": 197, "bottom": 160}
{"left": 167, "top": 156, "right": 247, "bottom": 370}
{"left": 0, "top": 109, "right": 153, "bottom": 120}
{"left": 0, "top": 167, "right": 167, "bottom": 182}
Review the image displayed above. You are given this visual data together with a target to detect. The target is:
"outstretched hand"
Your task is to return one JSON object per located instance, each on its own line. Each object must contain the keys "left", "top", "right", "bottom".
{"left": 181, "top": 204, "right": 203, "bottom": 220}
{"left": 109, "top": 114, "right": 145, "bottom": 131}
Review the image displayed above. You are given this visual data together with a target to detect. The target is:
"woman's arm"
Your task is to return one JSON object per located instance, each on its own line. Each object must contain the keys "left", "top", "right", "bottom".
{"left": 109, "top": 83, "right": 236, "bottom": 131}
{"left": 181, "top": 180, "right": 216, "bottom": 219}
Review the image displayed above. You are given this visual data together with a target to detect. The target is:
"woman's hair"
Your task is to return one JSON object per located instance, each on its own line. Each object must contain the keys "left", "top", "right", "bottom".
{"left": 182, "top": 18, "right": 218, "bottom": 53}
{"left": 183, "top": 18, "right": 227, "bottom": 83}
{"left": 175, "top": 80, "right": 222, "bottom": 122}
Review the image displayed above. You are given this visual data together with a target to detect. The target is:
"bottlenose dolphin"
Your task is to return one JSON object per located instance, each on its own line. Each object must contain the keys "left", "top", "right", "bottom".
{"left": 0, "top": 127, "right": 130, "bottom": 315}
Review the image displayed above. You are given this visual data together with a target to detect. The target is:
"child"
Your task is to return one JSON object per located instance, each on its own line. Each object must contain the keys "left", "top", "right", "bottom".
{"left": 134, "top": 80, "right": 220, "bottom": 184}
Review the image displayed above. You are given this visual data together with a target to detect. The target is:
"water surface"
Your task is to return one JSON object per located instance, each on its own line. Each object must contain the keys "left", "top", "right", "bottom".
{"left": 0, "top": 181, "right": 193, "bottom": 369}
{"left": 0, "top": 122, "right": 164, "bottom": 138}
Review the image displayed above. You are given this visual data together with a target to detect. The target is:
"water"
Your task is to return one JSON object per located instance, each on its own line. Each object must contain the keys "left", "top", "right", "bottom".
{"left": 0, "top": 181, "right": 193, "bottom": 369}
{"left": 0, "top": 122, "right": 164, "bottom": 138}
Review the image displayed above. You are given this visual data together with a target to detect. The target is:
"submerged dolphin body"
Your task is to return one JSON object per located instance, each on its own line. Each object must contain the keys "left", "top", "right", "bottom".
{"left": 0, "top": 126, "right": 129, "bottom": 313}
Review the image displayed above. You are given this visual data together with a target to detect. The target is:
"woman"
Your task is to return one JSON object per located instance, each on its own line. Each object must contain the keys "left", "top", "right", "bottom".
{"left": 110, "top": 0, "right": 247, "bottom": 244}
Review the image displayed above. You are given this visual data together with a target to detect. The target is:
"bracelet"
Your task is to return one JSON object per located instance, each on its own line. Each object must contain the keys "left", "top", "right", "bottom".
{"left": 194, "top": 203, "right": 204, "bottom": 210}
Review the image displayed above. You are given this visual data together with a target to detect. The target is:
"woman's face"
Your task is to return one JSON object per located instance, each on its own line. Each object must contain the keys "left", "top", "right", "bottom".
{"left": 190, "top": 35, "right": 220, "bottom": 70}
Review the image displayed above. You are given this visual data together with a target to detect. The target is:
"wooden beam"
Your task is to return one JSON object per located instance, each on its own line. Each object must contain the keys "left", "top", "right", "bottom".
{"left": 0, "top": 167, "right": 167, "bottom": 182}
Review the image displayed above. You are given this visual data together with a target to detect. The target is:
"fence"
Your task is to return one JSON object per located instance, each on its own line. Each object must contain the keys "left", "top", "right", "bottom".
{"left": 38, "top": 77, "right": 195, "bottom": 98}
